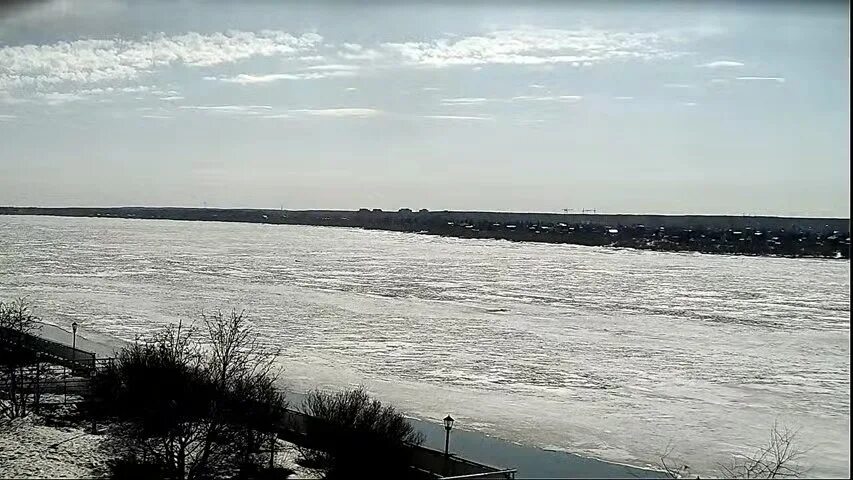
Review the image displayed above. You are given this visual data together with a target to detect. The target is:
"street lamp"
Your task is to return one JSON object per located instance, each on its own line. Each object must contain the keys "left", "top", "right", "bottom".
{"left": 443, "top": 415, "right": 455, "bottom": 458}
{"left": 71, "top": 322, "right": 78, "bottom": 350}
{"left": 71, "top": 322, "right": 78, "bottom": 371}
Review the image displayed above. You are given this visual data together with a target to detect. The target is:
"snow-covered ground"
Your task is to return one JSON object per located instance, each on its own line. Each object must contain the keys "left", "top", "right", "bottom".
{"left": 0, "top": 414, "right": 107, "bottom": 479}
{"left": 0, "top": 413, "right": 317, "bottom": 479}
{"left": 1, "top": 215, "right": 849, "bottom": 477}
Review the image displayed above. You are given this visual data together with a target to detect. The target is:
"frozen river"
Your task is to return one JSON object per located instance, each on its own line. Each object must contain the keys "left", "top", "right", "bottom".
{"left": 1, "top": 215, "right": 849, "bottom": 477}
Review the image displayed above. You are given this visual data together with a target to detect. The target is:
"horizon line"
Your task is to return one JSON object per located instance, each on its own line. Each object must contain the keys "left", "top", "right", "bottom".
{"left": 1, "top": 205, "right": 849, "bottom": 221}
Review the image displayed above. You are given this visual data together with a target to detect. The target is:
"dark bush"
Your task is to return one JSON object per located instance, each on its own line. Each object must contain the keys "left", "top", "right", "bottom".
{"left": 299, "top": 387, "right": 424, "bottom": 479}
{"left": 236, "top": 463, "right": 295, "bottom": 480}
{"left": 108, "top": 457, "right": 167, "bottom": 480}
{"left": 0, "top": 298, "right": 40, "bottom": 419}
{"left": 88, "top": 313, "right": 287, "bottom": 480}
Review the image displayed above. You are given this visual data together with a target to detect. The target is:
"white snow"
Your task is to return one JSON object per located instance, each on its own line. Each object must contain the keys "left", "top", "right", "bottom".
{"left": 0, "top": 416, "right": 320, "bottom": 479}
{"left": 273, "top": 440, "right": 322, "bottom": 479}
{"left": 0, "top": 215, "right": 849, "bottom": 478}
{"left": 0, "top": 415, "right": 107, "bottom": 478}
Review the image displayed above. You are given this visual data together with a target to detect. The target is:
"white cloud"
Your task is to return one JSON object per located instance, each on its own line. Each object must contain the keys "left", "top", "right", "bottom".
{"left": 422, "top": 115, "right": 493, "bottom": 121}
{"left": 260, "top": 114, "right": 293, "bottom": 119}
{"left": 290, "top": 108, "right": 380, "bottom": 117}
{"left": 440, "top": 97, "right": 490, "bottom": 105}
{"left": 217, "top": 73, "right": 303, "bottom": 84}
{"left": 663, "top": 83, "right": 693, "bottom": 89}
{"left": 437, "top": 95, "right": 583, "bottom": 106}
{"left": 511, "top": 95, "right": 582, "bottom": 102}
{"left": 697, "top": 60, "right": 744, "bottom": 68}
{"left": 709, "top": 78, "right": 730, "bottom": 84}
{"left": 119, "top": 85, "right": 151, "bottom": 93}
{"left": 381, "top": 27, "right": 685, "bottom": 67}
{"left": 178, "top": 105, "right": 273, "bottom": 115}
{"left": 614, "top": 96, "right": 634, "bottom": 100}
{"left": 339, "top": 48, "right": 383, "bottom": 61}
{"left": 3, "top": 84, "right": 159, "bottom": 105}
{"left": 528, "top": 84, "right": 546, "bottom": 89}
{"left": 0, "top": 114, "right": 17, "bottom": 121}
{"left": 178, "top": 105, "right": 272, "bottom": 111}
{"left": 160, "top": 96, "right": 184, "bottom": 101}
{"left": 682, "top": 102, "right": 698, "bottom": 107}
{"left": 304, "top": 64, "right": 361, "bottom": 71}
{"left": 141, "top": 114, "right": 172, "bottom": 119}
{"left": 214, "top": 69, "right": 356, "bottom": 85}
{"left": 39, "top": 92, "right": 86, "bottom": 105}
{"left": 337, "top": 43, "right": 383, "bottom": 60}
{"left": 422, "top": 87, "right": 441, "bottom": 91}
{"left": 0, "top": 30, "right": 323, "bottom": 91}
{"left": 345, "top": 87, "right": 358, "bottom": 91}
{"left": 736, "top": 76, "right": 786, "bottom": 83}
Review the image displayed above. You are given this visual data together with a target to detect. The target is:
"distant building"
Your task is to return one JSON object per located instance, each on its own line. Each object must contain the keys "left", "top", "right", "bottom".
{"left": 372, "top": 208, "right": 383, "bottom": 213}
{"left": 419, "top": 208, "right": 429, "bottom": 213}
{"left": 398, "top": 208, "right": 413, "bottom": 213}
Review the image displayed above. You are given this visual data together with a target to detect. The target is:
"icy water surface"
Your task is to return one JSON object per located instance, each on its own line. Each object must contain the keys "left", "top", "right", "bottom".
{"left": 1, "top": 215, "right": 849, "bottom": 477}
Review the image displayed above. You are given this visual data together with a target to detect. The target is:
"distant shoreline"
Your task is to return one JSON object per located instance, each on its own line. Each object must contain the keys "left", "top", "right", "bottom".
{"left": 2, "top": 206, "right": 849, "bottom": 259}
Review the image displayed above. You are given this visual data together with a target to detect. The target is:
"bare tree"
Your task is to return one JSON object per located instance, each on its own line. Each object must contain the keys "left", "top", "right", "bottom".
{"left": 202, "top": 309, "right": 280, "bottom": 391}
{"left": 91, "top": 311, "right": 288, "bottom": 480}
{"left": 658, "top": 422, "right": 807, "bottom": 479}
{"left": 656, "top": 441, "right": 694, "bottom": 479}
{"left": 202, "top": 309, "right": 285, "bottom": 471}
{"left": 718, "top": 423, "right": 807, "bottom": 479}
{"left": 0, "top": 298, "right": 40, "bottom": 420}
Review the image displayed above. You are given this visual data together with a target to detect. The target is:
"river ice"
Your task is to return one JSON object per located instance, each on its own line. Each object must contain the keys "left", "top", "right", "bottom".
{"left": 0, "top": 215, "right": 849, "bottom": 477}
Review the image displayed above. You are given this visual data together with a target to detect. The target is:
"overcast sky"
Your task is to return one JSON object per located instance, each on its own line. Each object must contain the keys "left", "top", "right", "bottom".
{"left": 0, "top": 0, "right": 849, "bottom": 217}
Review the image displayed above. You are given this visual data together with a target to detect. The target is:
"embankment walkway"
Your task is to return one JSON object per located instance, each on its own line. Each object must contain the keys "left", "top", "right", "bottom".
{"left": 1, "top": 326, "right": 515, "bottom": 479}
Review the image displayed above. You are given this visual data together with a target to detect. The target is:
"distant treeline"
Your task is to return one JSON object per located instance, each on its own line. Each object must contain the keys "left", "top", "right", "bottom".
{"left": 1, "top": 206, "right": 849, "bottom": 259}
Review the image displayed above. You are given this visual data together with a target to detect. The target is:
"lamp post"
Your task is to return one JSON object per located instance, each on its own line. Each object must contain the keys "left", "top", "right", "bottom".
{"left": 443, "top": 415, "right": 454, "bottom": 457}
{"left": 71, "top": 322, "right": 78, "bottom": 370}
{"left": 443, "top": 414, "right": 455, "bottom": 477}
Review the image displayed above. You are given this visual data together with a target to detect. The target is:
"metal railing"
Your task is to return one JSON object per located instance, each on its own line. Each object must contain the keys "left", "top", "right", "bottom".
{"left": 440, "top": 469, "right": 518, "bottom": 479}
{"left": 0, "top": 326, "right": 96, "bottom": 373}
{"left": 0, "top": 357, "right": 115, "bottom": 408}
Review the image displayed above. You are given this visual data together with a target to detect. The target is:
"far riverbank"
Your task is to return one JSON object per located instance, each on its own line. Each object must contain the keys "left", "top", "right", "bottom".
{"left": 1, "top": 207, "right": 849, "bottom": 259}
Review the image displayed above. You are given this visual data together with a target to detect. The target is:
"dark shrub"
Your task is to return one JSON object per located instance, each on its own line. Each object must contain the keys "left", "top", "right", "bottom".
{"left": 299, "top": 387, "right": 424, "bottom": 479}
{"left": 108, "top": 457, "right": 167, "bottom": 480}
{"left": 88, "top": 313, "right": 287, "bottom": 480}
{"left": 236, "top": 463, "right": 295, "bottom": 480}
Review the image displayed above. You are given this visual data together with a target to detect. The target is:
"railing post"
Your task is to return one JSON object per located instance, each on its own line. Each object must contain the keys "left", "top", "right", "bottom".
{"left": 34, "top": 356, "right": 41, "bottom": 414}
{"left": 268, "top": 433, "right": 275, "bottom": 469}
